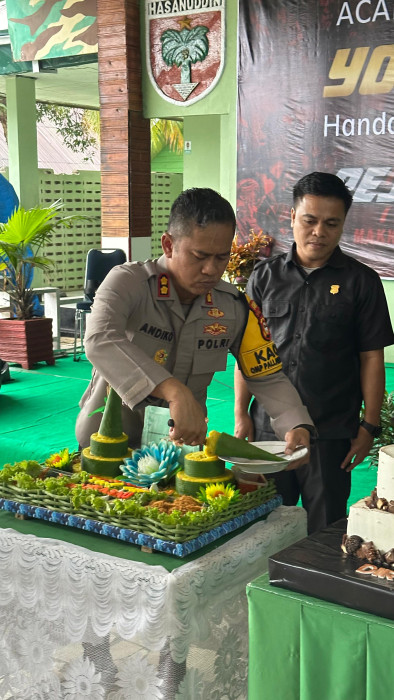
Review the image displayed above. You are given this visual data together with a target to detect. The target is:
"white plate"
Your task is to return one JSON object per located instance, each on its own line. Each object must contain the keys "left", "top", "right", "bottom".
{"left": 219, "top": 441, "right": 308, "bottom": 474}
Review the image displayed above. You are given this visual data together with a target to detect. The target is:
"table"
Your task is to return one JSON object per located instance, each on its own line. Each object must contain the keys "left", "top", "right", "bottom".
{"left": 33, "top": 288, "right": 84, "bottom": 351}
{"left": 0, "top": 286, "right": 85, "bottom": 350}
{"left": 0, "top": 505, "right": 306, "bottom": 699}
{"left": 247, "top": 574, "right": 394, "bottom": 700}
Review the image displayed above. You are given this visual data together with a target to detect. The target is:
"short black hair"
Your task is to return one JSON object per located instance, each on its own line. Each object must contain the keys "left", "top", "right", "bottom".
{"left": 168, "top": 187, "right": 236, "bottom": 238}
{"left": 293, "top": 172, "right": 353, "bottom": 214}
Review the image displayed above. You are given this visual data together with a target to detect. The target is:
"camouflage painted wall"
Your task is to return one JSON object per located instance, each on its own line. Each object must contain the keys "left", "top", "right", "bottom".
{"left": 6, "top": 0, "right": 98, "bottom": 61}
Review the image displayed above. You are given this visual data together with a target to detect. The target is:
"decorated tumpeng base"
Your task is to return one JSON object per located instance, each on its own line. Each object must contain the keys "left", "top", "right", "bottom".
{"left": 175, "top": 451, "right": 234, "bottom": 496}
{"left": 81, "top": 387, "right": 132, "bottom": 477}
{"left": 0, "top": 459, "right": 281, "bottom": 557}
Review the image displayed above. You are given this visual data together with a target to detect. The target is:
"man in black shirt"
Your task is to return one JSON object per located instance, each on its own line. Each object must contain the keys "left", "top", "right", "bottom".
{"left": 234, "top": 172, "right": 394, "bottom": 533}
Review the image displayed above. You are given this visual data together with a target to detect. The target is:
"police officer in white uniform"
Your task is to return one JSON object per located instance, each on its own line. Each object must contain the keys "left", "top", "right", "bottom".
{"left": 76, "top": 188, "right": 314, "bottom": 460}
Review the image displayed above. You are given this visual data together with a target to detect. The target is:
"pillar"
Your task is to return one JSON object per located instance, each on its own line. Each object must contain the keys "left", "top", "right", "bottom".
{"left": 97, "top": 0, "right": 151, "bottom": 261}
{"left": 6, "top": 75, "right": 39, "bottom": 209}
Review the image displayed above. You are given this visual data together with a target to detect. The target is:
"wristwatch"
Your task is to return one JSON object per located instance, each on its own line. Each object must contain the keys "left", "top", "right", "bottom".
{"left": 295, "top": 424, "right": 318, "bottom": 439}
{"left": 360, "top": 420, "right": 382, "bottom": 438}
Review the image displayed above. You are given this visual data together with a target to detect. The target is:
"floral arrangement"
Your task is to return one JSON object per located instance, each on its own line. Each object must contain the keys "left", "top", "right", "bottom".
{"left": 224, "top": 229, "right": 273, "bottom": 290}
{"left": 120, "top": 440, "right": 182, "bottom": 487}
{"left": 199, "top": 482, "right": 241, "bottom": 504}
{"left": 45, "top": 448, "right": 80, "bottom": 471}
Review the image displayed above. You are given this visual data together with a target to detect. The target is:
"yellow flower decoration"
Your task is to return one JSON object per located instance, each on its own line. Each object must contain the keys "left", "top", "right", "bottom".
{"left": 204, "top": 483, "right": 237, "bottom": 501}
{"left": 45, "top": 448, "right": 79, "bottom": 470}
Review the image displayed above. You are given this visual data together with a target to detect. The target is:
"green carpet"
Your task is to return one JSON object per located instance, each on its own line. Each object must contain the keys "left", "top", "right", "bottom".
{"left": 1, "top": 354, "right": 393, "bottom": 509}
{"left": 1, "top": 357, "right": 91, "bottom": 464}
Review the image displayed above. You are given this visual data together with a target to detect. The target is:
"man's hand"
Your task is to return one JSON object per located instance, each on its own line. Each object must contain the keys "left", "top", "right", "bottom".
{"left": 283, "top": 427, "right": 311, "bottom": 471}
{"left": 234, "top": 413, "right": 254, "bottom": 441}
{"left": 168, "top": 397, "right": 208, "bottom": 446}
{"left": 151, "top": 377, "right": 208, "bottom": 446}
{"left": 340, "top": 425, "right": 374, "bottom": 472}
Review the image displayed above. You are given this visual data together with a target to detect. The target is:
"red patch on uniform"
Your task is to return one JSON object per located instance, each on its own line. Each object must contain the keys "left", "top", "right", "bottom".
{"left": 248, "top": 298, "right": 271, "bottom": 341}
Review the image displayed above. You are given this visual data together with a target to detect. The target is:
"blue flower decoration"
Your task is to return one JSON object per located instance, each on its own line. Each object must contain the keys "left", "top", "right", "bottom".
{"left": 121, "top": 440, "right": 181, "bottom": 487}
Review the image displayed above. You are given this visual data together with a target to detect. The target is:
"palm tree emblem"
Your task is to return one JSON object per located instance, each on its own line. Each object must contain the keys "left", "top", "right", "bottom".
{"left": 161, "top": 25, "right": 209, "bottom": 100}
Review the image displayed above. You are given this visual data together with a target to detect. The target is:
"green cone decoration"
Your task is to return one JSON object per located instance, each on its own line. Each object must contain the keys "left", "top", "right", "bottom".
{"left": 81, "top": 386, "right": 132, "bottom": 477}
{"left": 99, "top": 387, "right": 123, "bottom": 437}
{"left": 204, "top": 430, "right": 283, "bottom": 462}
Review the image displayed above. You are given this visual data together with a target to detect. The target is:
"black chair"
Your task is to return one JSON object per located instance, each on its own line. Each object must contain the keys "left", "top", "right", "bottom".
{"left": 0, "top": 359, "right": 10, "bottom": 387}
{"left": 73, "top": 248, "right": 127, "bottom": 361}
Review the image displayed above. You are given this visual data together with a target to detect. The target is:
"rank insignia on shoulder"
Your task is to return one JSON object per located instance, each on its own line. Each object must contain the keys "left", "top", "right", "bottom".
{"left": 330, "top": 284, "right": 340, "bottom": 295}
{"left": 154, "top": 349, "right": 168, "bottom": 365}
{"left": 158, "top": 274, "right": 170, "bottom": 297}
{"left": 207, "top": 307, "right": 224, "bottom": 318}
{"left": 205, "top": 291, "right": 213, "bottom": 305}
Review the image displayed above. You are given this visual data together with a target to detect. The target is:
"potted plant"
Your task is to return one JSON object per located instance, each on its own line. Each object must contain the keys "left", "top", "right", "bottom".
{"left": 224, "top": 228, "right": 274, "bottom": 291}
{"left": 0, "top": 200, "right": 80, "bottom": 369}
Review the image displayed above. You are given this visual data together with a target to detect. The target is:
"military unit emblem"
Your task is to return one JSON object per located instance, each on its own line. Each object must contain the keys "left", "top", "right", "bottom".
{"left": 146, "top": 0, "right": 225, "bottom": 106}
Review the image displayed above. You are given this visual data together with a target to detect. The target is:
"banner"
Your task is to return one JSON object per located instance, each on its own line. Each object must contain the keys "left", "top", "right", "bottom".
{"left": 6, "top": 0, "right": 97, "bottom": 62}
{"left": 237, "top": 0, "right": 394, "bottom": 277}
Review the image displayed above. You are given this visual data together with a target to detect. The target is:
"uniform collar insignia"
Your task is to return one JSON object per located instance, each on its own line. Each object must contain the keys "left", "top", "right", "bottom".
{"left": 158, "top": 274, "right": 170, "bottom": 297}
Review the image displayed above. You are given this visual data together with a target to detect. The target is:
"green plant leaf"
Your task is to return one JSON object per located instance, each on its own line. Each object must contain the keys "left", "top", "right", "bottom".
{"left": 0, "top": 201, "right": 91, "bottom": 319}
{"left": 360, "top": 390, "right": 394, "bottom": 467}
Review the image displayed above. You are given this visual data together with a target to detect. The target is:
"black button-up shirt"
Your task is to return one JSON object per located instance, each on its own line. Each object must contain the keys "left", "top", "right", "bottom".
{"left": 246, "top": 244, "right": 394, "bottom": 439}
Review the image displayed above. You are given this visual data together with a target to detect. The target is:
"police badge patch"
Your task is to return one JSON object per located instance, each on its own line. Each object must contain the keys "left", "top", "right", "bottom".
{"left": 145, "top": 0, "right": 225, "bottom": 106}
{"left": 154, "top": 349, "right": 169, "bottom": 364}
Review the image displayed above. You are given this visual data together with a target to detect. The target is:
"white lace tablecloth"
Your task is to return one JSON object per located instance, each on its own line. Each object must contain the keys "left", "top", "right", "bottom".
{"left": 0, "top": 505, "right": 306, "bottom": 700}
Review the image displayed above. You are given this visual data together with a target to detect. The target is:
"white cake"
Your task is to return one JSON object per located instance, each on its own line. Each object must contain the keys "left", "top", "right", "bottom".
{"left": 347, "top": 445, "right": 394, "bottom": 556}
{"left": 376, "top": 444, "right": 394, "bottom": 500}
